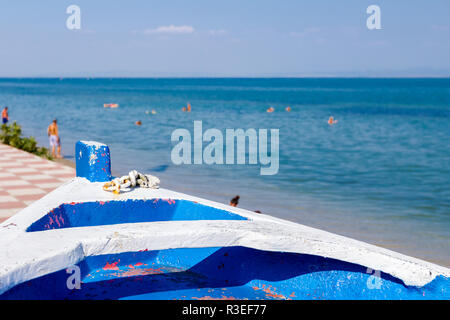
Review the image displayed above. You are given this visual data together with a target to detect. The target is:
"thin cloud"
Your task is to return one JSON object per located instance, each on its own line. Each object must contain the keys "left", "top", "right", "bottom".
{"left": 139, "top": 25, "right": 195, "bottom": 35}
{"left": 209, "top": 29, "right": 228, "bottom": 36}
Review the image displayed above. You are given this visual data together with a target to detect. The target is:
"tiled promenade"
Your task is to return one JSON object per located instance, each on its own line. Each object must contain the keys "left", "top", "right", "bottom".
{"left": 0, "top": 143, "right": 75, "bottom": 223}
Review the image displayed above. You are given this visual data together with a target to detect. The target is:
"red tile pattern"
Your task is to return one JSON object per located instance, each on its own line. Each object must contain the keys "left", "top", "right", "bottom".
{"left": 0, "top": 143, "right": 75, "bottom": 223}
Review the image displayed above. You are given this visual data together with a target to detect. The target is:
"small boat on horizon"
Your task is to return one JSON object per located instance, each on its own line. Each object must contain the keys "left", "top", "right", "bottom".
{"left": 0, "top": 141, "right": 448, "bottom": 300}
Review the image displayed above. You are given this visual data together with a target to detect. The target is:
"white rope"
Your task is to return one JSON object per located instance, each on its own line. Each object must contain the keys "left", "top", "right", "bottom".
{"left": 102, "top": 170, "right": 160, "bottom": 194}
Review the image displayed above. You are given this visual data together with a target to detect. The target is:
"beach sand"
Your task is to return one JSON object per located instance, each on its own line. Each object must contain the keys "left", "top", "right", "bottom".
{"left": 53, "top": 157, "right": 75, "bottom": 169}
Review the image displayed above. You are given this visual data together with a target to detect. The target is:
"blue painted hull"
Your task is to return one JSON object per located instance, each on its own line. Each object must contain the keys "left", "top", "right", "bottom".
{"left": 1, "top": 246, "right": 448, "bottom": 300}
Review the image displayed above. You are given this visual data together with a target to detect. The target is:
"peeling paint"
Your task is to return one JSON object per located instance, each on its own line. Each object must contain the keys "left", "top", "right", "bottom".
{"left": 103, "top": 261, "right": 120, "bottom": 271}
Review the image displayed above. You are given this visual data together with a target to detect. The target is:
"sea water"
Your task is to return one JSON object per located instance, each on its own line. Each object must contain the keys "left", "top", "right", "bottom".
{"left": 0, "top": 78, "right": 449, "bottom": 265}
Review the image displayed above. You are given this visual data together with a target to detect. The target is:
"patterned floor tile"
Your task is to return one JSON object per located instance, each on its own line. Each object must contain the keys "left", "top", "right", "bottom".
{"left": 0, "top": 143, "right": 75, "bottom": 223}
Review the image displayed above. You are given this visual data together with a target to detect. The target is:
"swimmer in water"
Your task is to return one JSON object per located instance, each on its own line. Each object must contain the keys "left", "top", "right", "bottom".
{"left": 285, "top": 106, "right": 291, "bottom": 112}
{"left": 135, "top": 120, "right": 142, "bottom": 126}
{"left": 229, "top": 195, "right": 240, "bottom": 207}
{"left": 266, "top": 107, "right": 275, "bottom": 113}
{"left": 182, "top": 107, "right": 186, "bottom": 112}
{"left": 328, "top": 116, "right": 338, "bottom": 125}
{"left": 187, "top": 102, "right": 191, "bottom": 112}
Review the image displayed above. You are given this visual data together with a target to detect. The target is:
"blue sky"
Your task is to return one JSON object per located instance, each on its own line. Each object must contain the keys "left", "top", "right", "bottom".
{"left": 0, "top": 0, "right": 449, "bottom": 77}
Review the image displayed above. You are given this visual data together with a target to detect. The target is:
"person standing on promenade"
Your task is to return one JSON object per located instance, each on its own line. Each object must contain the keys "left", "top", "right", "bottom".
{"left": 47, "top": 119, "right": 61, "bottom": 158}
{"left": 1, "top": 107, "right": 9, "bottom": 124}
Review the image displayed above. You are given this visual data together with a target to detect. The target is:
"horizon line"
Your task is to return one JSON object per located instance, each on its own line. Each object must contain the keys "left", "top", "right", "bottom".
{"left": 1, "top": 76, "right": 450, "bottom": 79}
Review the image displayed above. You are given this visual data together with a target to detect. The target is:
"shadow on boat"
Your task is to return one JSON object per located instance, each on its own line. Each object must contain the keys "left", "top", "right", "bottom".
{"left": 1, "top": 246, "right": 413, "bottom": 300}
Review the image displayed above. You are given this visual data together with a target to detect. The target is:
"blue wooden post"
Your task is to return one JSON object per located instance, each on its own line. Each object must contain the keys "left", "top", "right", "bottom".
{"left": 75, "top": 141, "right": 112, "bottom": 182}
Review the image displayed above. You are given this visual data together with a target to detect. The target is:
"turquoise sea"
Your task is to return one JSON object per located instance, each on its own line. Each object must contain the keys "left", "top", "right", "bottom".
{"left": 1, "top": 78, "right": 449, "bottom": 266}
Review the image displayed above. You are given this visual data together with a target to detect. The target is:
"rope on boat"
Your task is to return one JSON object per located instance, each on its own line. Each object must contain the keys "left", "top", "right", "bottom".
{"left": 102, "top": 170, "right": 160, "bottom": 194}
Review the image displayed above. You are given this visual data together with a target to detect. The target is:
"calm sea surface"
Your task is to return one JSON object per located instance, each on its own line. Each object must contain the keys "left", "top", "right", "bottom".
{"left": 1, "top": 78, "right": 449, "bottom": 266}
